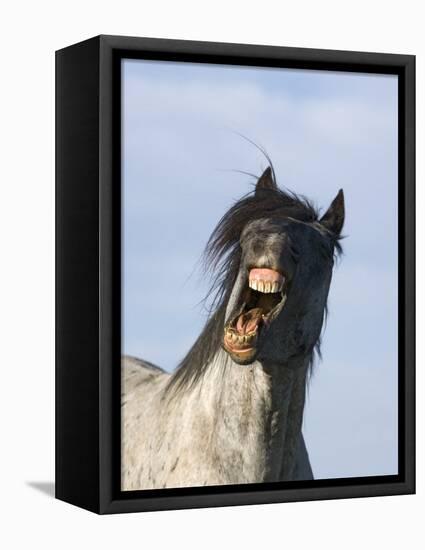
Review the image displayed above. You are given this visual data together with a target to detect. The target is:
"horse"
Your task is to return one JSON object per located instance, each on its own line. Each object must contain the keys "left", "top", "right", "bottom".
{"left": 121, "top": 166, "right": 344, "bottom": 490}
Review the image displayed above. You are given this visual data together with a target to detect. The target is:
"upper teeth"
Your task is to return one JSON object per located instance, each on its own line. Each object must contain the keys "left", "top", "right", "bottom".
{"left": 249, "top": 279, "right": 283, "bottom": 293}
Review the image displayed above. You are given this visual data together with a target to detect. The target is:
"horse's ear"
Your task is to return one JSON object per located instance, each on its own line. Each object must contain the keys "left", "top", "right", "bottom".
{"left": 255, "top": 167, "right": 277, "bottom": 196}
{"left": 320, "top": 189, "right": 345, "bottom": 236}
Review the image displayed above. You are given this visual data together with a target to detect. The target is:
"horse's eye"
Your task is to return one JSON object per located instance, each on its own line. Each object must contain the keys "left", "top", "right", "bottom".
{"left": 289, "top": 245, "right": 300, "bottom": 263}
{"left": 319, "top": 243, "right": 333, "bottom": 260}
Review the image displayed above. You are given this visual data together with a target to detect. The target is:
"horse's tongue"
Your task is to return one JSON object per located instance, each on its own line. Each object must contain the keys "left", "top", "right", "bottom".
{"left": 236, "top": 308, "right": 263, "bottom": 334}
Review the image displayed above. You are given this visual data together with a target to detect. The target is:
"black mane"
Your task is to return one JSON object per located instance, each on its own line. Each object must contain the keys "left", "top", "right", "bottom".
{"left": 165, "top": 170, "right": 331, "bottom": 396}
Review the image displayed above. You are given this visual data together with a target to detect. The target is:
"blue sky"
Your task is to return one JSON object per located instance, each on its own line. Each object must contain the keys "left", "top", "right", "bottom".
{"left": 122, "top": 58, "right": 398, "bottom": 480}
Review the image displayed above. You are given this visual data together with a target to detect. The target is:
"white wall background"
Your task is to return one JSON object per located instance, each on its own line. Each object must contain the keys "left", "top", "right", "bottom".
{"left": 0, "top": 1, "right": 423, "bottom": 549}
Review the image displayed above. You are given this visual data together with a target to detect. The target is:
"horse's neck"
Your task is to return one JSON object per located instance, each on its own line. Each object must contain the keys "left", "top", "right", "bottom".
{"left": 186, "top": 349, "right": 309, "bottom": 482}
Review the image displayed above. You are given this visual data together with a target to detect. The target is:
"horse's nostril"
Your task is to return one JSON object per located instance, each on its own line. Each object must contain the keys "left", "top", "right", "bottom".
{"left": 252, "top": 240, "right": 264, "bottom": 256}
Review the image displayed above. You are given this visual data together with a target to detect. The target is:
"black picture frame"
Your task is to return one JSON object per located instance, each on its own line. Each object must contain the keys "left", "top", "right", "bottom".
{"left": 56, "top": 34, "right": 415, "bottom": 514}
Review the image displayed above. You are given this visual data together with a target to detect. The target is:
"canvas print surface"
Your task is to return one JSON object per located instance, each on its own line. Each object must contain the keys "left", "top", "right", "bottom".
{"left": 120, "top": 59, "right": 398, "bottom": 490}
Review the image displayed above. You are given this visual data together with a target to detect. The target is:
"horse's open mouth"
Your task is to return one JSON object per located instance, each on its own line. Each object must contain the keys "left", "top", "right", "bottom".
{"left": 223, "top": 267, "right": 288, "bottom": 364}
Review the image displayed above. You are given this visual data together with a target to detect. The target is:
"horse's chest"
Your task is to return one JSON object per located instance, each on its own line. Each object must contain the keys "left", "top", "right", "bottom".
{"left": 159, "top": 416, "right": 269, "bottom": 487}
